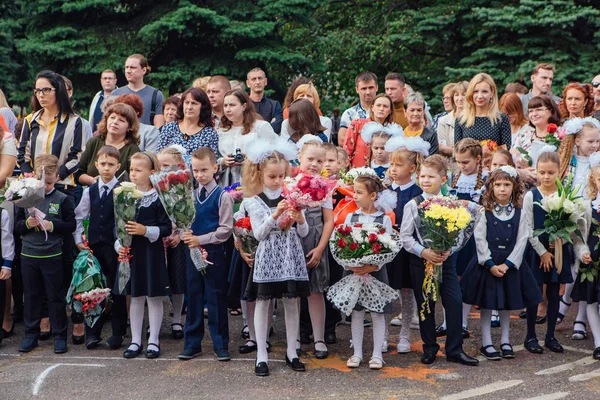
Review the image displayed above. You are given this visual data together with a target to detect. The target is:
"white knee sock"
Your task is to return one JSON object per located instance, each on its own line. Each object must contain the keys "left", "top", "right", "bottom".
{"left": 371, "top": 312, "right": 385, "bottom": 360}
{"left": 282, "top": 298, "right": 300, "bottom": 361}
{"left": 147, "top": 297, "right": 164, "bottom": 351}
{"left": 240, "top": 300, "right": 248, "bottom": 327}
{"left": 308, "top": 293, "right": 327, "bottom": 351}
{"left": 351, "top": 310, "right": 366, "bottom": 359}
{"left": 399, "top": 289, "right": 413, "bottom": 343}
{"left": 499, "top": 310, "right": 511, "bottom": 349}
{"left": 480, "top": 309, "right": 493, "bottom": 348}
{"left": 254, "top": 300, "right": 270, "bottom": 365}
{"left": 575, "top": 301, "right": 588, "bottom": 325}
{"left": 462, "top": 303, "right": 471, "bottom": 329}
{"left": 128, "top": 296, "right": 145, "bottom": 350}
{"left": 171, "top": 294, "right": 184, "bottom": 329}
{"left": 586, "top": 303, "right": 600, "bottom": 348}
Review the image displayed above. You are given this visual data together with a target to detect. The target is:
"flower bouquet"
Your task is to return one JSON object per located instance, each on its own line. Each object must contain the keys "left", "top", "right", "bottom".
{"left": 224, "top": 182, "right": 244, "bottom": 203}
{"left": 234, "top": 217, "right": 259, "bottom": 255}
{"left": 327, "top": 223, "right": 400, "bottom": 315}
{"left": 283, "top": 173, "right": 337, "bottom": 210}
{"left": 417, "top": 197, "right": 478, "bottom": 320}
{"left": 534, "top": 175, "right": 585, "bottom": 274}
{"left": 150, "top": 164, "right": 211, "bottom": 273}
{"left": 0, "top": 174, "right": 49, "bottom": 239}
{"left": 66, "top": 246, "right": 110, "bottom": 327}
{"left": 114, "top": 182, "right": 143, "bottom": 294}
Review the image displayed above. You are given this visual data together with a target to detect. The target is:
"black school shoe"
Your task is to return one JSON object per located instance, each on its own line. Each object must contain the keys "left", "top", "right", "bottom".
{"left": 500, "top": 343, "right": 515, "bottom": 359}
{"left": 106, "top": 335, "right": 125, "bottom": 350}
{"left": 421, "top": 349, "right": 437, "bottom": 364}
{"left": 435, "top": 325, "right": 447, "bottom": 337}
{"left": 593, "top": 347, "right": 600, "bottom": 360}
{"left": 480, "top": 345, "right": 501, "bottom": 361}
{"left": 447, "top": 352, "right": 479, "bottom": 366}
{"left": 85, "top": 336, "right": 102, "bottom": 349}
{"left": 255, "top": 361, "right": 269, "bottom": 377}
{"left": 285, "top": 355, "right": 306, "bottom": 371}
{"left": 524, "top": 338, "right": 543, "bottom": 354}
{"left": 544, "top": 337, "right": 564, "bottom": 353}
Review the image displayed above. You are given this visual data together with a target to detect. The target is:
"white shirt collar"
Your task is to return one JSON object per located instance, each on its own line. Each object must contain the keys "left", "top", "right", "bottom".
{"left": 371, "top": 160, "right": 390, "bottom": 169}
{"left": 422, "top": 191, "right": 441, "bottom": 199}
{"left": 263, "top": 187, "right": 283, "bottom": 200}
{"left": 355, "top": 208, "right": 384, "bottom": 217}
{"left": 99, "top": 176, "right": 119, "bottom": 191}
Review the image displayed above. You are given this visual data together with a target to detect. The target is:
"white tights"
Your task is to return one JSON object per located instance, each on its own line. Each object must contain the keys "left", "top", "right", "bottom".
{"left": 128, "top": 296, "right": 164, "bottom": 352}
{"left": 351, "top": 310, "right": 385, "bottom": 360}
{"left": 255, "top": 298, "right": 299, "bottom": 365}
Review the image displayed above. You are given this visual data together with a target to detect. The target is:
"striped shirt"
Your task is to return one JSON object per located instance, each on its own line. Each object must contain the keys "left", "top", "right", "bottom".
{"left": 17, "top": 110, "right": 85, "bottom": 187}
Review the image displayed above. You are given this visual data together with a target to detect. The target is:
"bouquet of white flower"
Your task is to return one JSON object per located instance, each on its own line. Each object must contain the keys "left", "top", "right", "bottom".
{"left": 1, "top": 174, "right": 48, "bottom": 239}
{"left": 338, "top": 167, "right": 379, "bottom": 186}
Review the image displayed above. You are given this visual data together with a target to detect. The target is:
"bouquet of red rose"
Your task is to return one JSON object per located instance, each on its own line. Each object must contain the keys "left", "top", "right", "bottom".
{"left": 151, "top": 164, "right": 211, "bottom": 273}
{"left": 327, "top": 223, "right": 400, "bottom": 315}
{"left": 283, "top": 173, "right": 337, "bottom": 210}
{"left": 234, "top": 217, "right": 259, "bottom": 255}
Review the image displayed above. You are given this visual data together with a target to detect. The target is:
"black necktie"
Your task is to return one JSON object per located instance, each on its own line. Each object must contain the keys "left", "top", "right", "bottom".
{"left": 199, "top": 187, "right": 207, "bottom": 202}
{"left": 101, "top": 185, "right": 109, "bottom": 200}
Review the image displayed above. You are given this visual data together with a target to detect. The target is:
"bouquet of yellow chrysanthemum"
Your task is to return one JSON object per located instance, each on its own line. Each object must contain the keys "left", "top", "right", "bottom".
{"left": 417, "top": 197, "right": 479, "bottom": 320}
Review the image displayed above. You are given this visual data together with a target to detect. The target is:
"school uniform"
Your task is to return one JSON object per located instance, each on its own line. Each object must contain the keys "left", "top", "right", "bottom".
{"left": 184, "top": 181, "right": 234, "bottom": 353}
{"left": 388, "top": 181, "right": 422, "bottom": 290}
{"left": 15, "top": 188, "right": 75, "bottom": 340}
{"left": 227, "top": 201, "right": 252, "bottom": 301}
{"left": 400, "top": 193, "right": 478, "bottom": 358}
{"left": 571, "top": 199, "right": 600, "bottom": 305}
{"left": 0, "top": 208, "right": 15, "bottom": 342}
{"left": 450, "top": 173, "right": 484, "bottom": 276}
{"left": 74, "top": 178, "right": 127, "bottom": 340}
{"left": 371, "top": 161, "right": 390, "bottom": 180}
{"left": 461, "top": 207, "right": 541, "bottom": 310}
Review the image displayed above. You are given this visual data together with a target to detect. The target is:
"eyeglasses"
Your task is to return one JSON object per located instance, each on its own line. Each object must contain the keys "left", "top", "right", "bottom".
{"left": 33, "top": 87, "right": 56, "bottom": 96}
{"left": 592, "top": 82, "right": 600, "bottom": 88}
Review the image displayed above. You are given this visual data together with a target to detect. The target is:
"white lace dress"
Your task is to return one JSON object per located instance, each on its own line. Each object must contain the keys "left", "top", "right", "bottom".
{"left": 243, "top": 188, "right": 311, "bottom": 300}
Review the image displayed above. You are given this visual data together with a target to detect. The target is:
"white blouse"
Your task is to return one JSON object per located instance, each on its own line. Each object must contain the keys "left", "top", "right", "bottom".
{"left": 474, "top": 206, "right": 528, "bottom": 270}
{"left": 573, "top": 155, "right": 590, "bottom": 199}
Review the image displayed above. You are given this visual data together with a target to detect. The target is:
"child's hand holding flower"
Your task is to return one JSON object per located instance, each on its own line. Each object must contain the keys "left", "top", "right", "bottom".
{"left": 288, "top": 209, "right": 305, "bottom": 224}
{"left": 125, "top": 221, "right": 147, "bottom": 236}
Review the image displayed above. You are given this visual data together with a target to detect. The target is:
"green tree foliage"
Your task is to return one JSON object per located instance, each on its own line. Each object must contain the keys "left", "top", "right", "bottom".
{"left": 2, "top": 0, "right": 600, "bottom": 116}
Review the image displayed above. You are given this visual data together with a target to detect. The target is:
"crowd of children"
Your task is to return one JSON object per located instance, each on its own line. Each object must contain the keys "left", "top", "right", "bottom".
{"left": 3, "top": 116, "right": 600, "bottom": 378}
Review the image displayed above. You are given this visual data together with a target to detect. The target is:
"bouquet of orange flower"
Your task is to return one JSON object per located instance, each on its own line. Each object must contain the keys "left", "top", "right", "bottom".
{"left": 417, "top": 197, "right": 479, "bottom": 320}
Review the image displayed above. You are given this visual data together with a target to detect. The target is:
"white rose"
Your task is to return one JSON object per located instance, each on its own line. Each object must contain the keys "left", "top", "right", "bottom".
{"left": 545, "top": 195, "right": 562, "bottom": 212}
{"left": 120, "top": 182, "right": 137, "bottom": 191}
{"left": 563, "top": 199, "right": 575, "bottom": 214}
{"left": 574, "top": 199, "right": 587, "bottom": 214}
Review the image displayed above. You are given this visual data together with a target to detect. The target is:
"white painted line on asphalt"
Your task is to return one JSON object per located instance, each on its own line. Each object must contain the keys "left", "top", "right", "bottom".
{"left": 520, "top": 392, "right": 570, "bottom": 400}
{"left": 558, "top": 344, "right": 592, "bottom": 355}
{"left": 440, "top": 380, "right": 522, "bottom": 400}
{"left": 568, "top": 368, "right": 600, "bottom": 382}
{"left": 33, "top": 363, "right": 104, "bottom": 396}
{"left": 535, "top": 356, "right": 597, "bottom": 375}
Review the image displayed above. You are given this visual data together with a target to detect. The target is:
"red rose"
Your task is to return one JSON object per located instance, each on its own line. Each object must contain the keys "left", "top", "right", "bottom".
{"left": 337, "top": 238, "right": 347, "bottom": 248}
{"left": 547, "top": 123, "right": 558, "bottom": 133}
{"left": 345, "top": 226, "right": 352, "bottom": 234}
{"left": 337, "top": 226, "right": 347, "bottom": 235}
{"left": 354, "top": 223, "right": 363, "bottom": 228}
{"left": 349, "top": 242, "right": 358, "bottom": 251}
{"left": 177, "top": 173, "right": 188, "bottom": 184}
{"left": 157, "top": 180, "right": 166, "bottom": 192}
{"left": 372, "top": 243, "right": 382, "bottom": 254}
{"left": 368, "top": 233, "right": 378, "bottom": 244}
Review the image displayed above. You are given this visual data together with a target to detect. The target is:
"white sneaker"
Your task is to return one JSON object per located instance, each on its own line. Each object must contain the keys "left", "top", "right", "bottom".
{"left": 410, "top": 315, "right": 420, "bottom": 330}
{"left": 390, "top": 313, "right": 402, "bottom": 326}
{"left": 397, "top": 338, "right": 411, "bottom": 354}
{"left": 347, "top": 355, "right": 362, "bottom": 368}
{"left": 381, "top": 339, "right": 389, "bottom": 353}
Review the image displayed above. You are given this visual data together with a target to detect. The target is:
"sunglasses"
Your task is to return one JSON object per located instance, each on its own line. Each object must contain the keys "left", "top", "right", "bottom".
{"left": 592, "top": 82, "right": 600, "bottom": 88}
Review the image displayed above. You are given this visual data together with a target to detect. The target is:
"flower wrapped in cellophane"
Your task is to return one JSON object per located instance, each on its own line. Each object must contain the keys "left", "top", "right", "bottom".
{"left": 234, "top": 217, "right": 259, "bottom": 256}
{"left": 417, "top": 197, "right": 480, "bottom": 320}
{"left": 150, "top": 164, "right": 211, "bottom": 273}
{"left": 66, "top": 247, "right": 110, "bottom": 327}
{"left": 327, "top": 223, "right": 400, "bottom": 315}
{"left": 114, "top": 182, "right": 143, "bottom": 294}
{"left": 283, "top": 173, "right": 337, "bottom": 210}
{"left": 0, "top": 174, "right": 49, "bottom": 239}
{"left": 534, "top": 175, "right": 586, "bottom": 274}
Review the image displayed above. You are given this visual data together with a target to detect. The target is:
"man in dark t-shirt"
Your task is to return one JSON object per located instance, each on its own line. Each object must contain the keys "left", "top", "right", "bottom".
{"left": 246, "top": 68, "right": 283, "bottom": 134}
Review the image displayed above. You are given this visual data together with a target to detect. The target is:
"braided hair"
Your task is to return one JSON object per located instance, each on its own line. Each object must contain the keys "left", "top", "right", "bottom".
{"left": 354, "top": 174, "right": 385, "bottom": 195}
{"left": 452, "top": 138, "right": 484, "bottom": 190}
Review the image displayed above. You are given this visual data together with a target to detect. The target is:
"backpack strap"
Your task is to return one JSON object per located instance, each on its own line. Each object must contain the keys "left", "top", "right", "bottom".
{"left": 350, "top": 213, "right": 360, "bottom": 223}
{"left": 374, "top": 214, "right": 384, "bottom": 224}
{"left": 150, "top": 88, "right": 159, "bottom": 125}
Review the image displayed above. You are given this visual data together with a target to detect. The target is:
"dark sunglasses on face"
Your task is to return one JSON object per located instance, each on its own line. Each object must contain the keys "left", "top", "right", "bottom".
{"left": 592, "top": 82, "right": 600, "bottom": 88}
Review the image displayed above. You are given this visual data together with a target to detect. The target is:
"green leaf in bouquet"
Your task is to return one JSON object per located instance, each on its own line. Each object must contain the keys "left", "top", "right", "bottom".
{"left": 533, "top": 228, "right": 546, "bottom": 237}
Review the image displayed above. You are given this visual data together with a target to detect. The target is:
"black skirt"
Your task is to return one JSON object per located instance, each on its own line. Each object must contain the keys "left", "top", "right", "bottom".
{"left": 244, "top": 278, "right": 310, "bottom": 302}
{"left": 228, "top": 249, "right": 253, "bottom": 301}
{"left": 571, "top": 269, "right": 600, "bottom": 304}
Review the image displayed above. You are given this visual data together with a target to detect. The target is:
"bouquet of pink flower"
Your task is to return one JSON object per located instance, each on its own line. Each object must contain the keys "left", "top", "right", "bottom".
{"left": 224, "top": 182, "right": 244, "bottom": 203}
{"left": 73, "top": 288, "right": 112, "bottom": 326}
{"left": 283, "top": 173, "right": 337, "bottom": 210}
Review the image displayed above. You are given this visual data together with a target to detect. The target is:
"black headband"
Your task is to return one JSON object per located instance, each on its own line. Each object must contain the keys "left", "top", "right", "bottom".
{"left": 141, "top": 152, "right": 155, "bottom": 170}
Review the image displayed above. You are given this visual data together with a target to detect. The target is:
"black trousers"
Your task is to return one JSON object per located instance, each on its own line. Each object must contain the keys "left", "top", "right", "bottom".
{"left": 0, "top": 279, "right": 5, "bottom": 340}
{"left": 22, "top": 255, "right": 67, "bottom": 340}
{"left": 85, "top": 242, "right": 127, "bottom": 338}
{"left": 409, "top": 254, "right": 464, "bottom": 357}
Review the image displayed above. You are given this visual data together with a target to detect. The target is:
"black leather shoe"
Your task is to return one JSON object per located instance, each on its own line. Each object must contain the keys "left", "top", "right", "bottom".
{"left": 300, "top": 332, "right": 311, "bottom": 345}
{"left": 500, "top": 343, "right": 515, "bottom": 359}
{"left": 314, "top": 340, "right": 329, "bottom": 359}
{"left": 447, "top": 352, "right": 479, "bottom": 366}
{"left": 178, "top": 348, "right": 202, "bottom": 360}
{"left": 518, "top": 310, "right": 527, "bottom": 319}
{"left": 171, "top": 323, "right": 184, "bottom": 340}
{"left": 72, "top": 334, "right": 85, "bottom": 345}
{"left": 146, "top": 343, "right": 161, "bottom": 359}
{"left": 524, "top": 338, "right": 543, "bottom": 354}
{"left": 239, "top": 340, "right": 257, "bottom": 354}
{"left": 123, "top": 343, "right": 143, "bottom": 359}
{"left": 593, "top": 347, "right": 600, "bottom": 360}
{"left": 544, "top": 337, "right": 564, "bottom": 353}
{"left": 39, "top": 331, "right": 51, "bottom": 341}
{"left": 435, "top": 325, "right": 447, "bottom": 337}
{"left": 536, "top": 315, "right": 547, "bottom": 324}
{"left": 106, "top": 335, "right": 125, "bottom": 350}
{"left": 19, "top": 338, "right": 38, "bottom": 353}
{"left": 480, "top": 345, "right": 501, "bottom": 361}
{"left": 286, "top": 355, "right": 306, "bottom": 371}
{"left": 421, "top": 349, "right": 437, "bottom": 364}
{"left": 325, "top": 332, "right": 337, "bottom": 345}
{"left": 85, "top": 336, "right": 102, "bottom": 350}
{"left": 255, "top": 361, "right": 269, "bottom": 377}
{"left": 462, "top": 328, "right": 470, "bottom": 339}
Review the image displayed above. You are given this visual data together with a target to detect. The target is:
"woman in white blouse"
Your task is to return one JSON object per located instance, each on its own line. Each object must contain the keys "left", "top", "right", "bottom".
{"left": 217, "top": 89, "right": 278, "bottom": 187}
